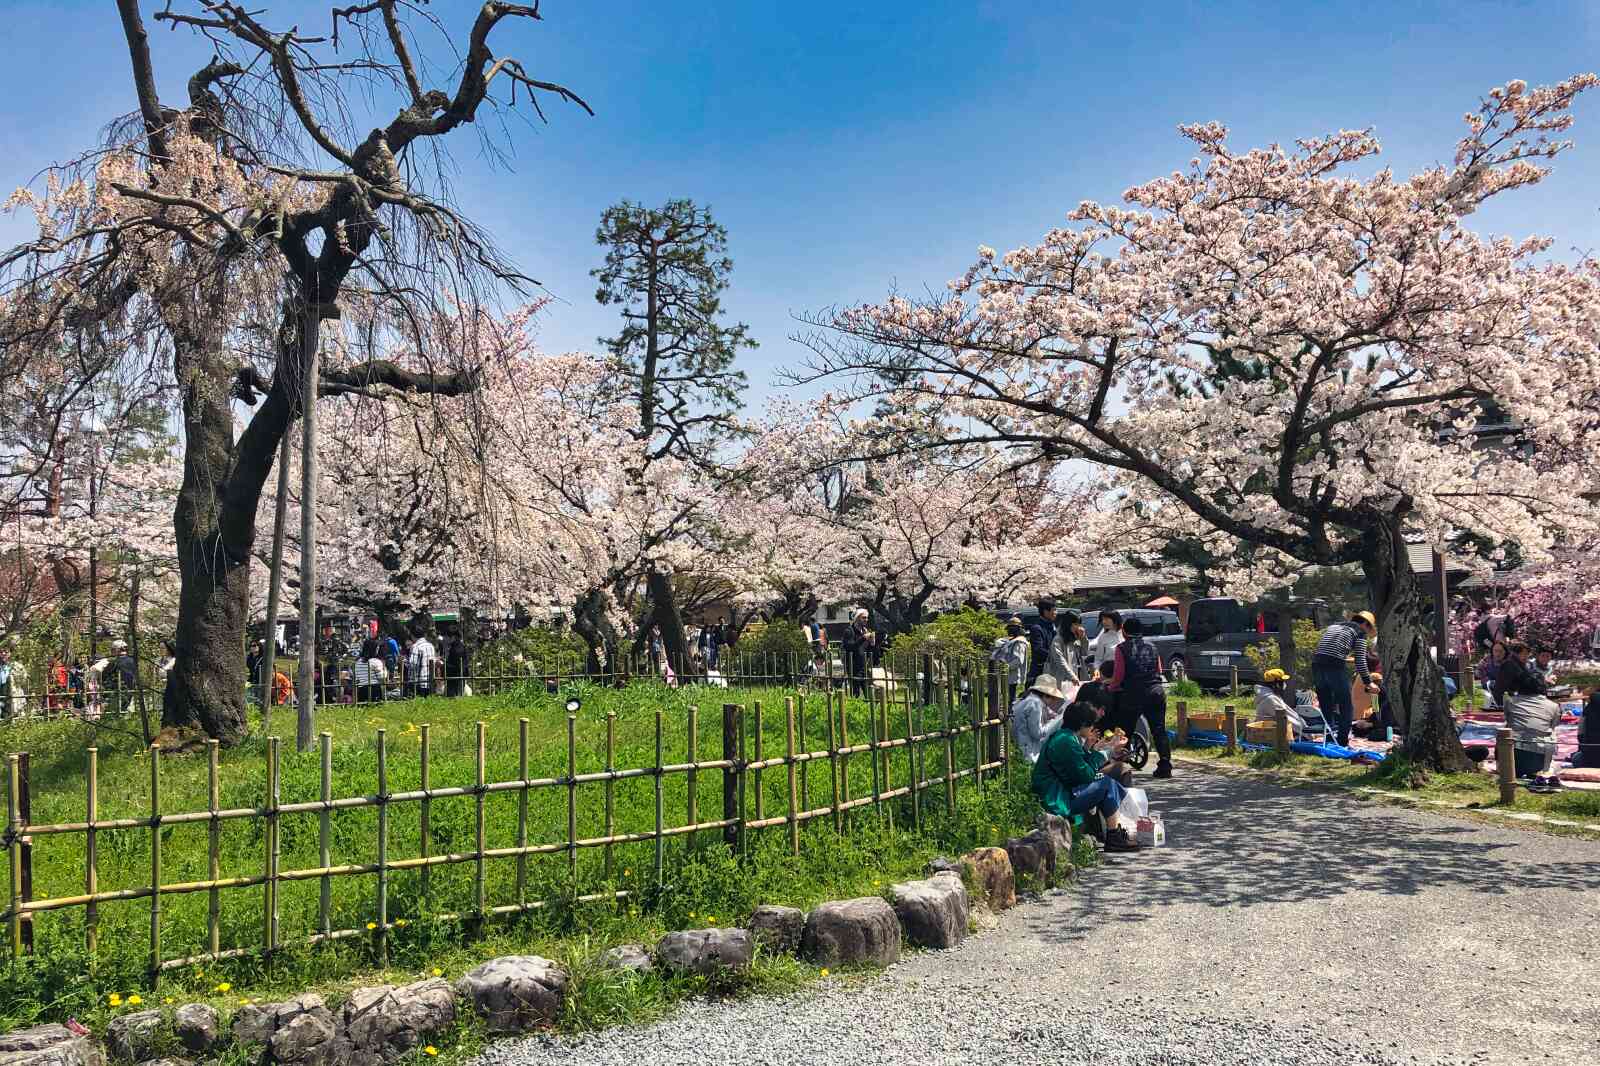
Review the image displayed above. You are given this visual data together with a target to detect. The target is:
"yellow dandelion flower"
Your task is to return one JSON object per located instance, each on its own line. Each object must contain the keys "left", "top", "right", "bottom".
{"left": 163, "top": 998, "right": 173, "bottom": 1006}
{"left": 707, "top": 916, "right": 717, "bottom": 924}
{"left": 395, "top": 919, "right": 409, "bottom": 928}
{"left": 367, "top": 922, "right": 378, "bottom": 930}
{"left": 126, "top": 995, "right": 143, "bottom": 1006}
{"left": 430, "top": 968, "right": 442, "bottom": 978}
{"left": 424, "top": 1047, "right": 438, "bottom": 1057}
{"left": 622, "top": 869, "right": 631, "bottom": 877}
{"left": 687, "top": 911, "right": 695, "bottom": 918}
{"left": 820, "top": 968, "right": 830, "bottom": 977}
{"left": 108, "top": 994, "right": 123, "bottom": 1007}
{"left": 214, "top": 982, "right": 231, "bottom": 993}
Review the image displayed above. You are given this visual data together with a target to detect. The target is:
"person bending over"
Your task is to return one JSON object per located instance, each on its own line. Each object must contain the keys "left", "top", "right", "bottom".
{"left": 1311, "top": 611, "right": 1380, "bottom": 745}
{"left": 1075, "top": 658, "right": 1117, "bottom": 724}
{"left": 1032, "top": 701, "right": 1141, "bottom": 852}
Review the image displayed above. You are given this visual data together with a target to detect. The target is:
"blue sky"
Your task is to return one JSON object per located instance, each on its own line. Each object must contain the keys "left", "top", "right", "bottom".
{"left": 4, "top": 1, "right": 1599, "bottom": 405}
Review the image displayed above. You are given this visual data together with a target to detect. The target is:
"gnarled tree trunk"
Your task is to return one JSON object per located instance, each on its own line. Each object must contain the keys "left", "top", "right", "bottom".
{"left": 647, "top": 566, "right": 691, "bottom": 673}
{"left": 1362, "top": 518, "right": 1473, "bottom": 773}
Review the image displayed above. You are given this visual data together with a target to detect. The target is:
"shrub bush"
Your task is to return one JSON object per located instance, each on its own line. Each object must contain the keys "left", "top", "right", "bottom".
{"left": 885, "top": 607, "right": 1005, "bottom": 682}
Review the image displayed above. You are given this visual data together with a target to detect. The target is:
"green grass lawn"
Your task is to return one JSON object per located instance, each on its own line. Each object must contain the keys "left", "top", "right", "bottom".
{"left": 0, "top": 679, "right": 1041, "bottom": 1034}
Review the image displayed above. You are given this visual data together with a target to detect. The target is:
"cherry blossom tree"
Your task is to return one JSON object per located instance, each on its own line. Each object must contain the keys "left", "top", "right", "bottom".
{"left": 1, "top": 1, "right": 589, "bottom": 743}
{"left": 795, "top": 76, "right": 1600, "bottom": 770}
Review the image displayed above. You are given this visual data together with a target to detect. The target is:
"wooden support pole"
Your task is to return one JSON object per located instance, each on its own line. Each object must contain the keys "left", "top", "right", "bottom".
{"left": 785, "top": 697, "right": 800, "bottom": 857}
{"left": 264, "top": 738, "right": 279, "bottom": 957}
{"left": 721, "top": 703, "right": 740, "bottom": 849}
{"left": 474, "top": 722, "right": 487, "bottom": 925}
{"left": 1274, "top": 702, "right": 1290, "bottom": 754}
{"left": 1497, "top": 727, "right": 1517, "bottom": 805}
{"left": 375, "top": 728, "right": 389, "bottom": 962}
{"left": 752, "top": 701, "right": 765, "bottom": 826}
{"left": 1224, "top": 705, "right": 1238, "bottom": 754}
{"left": 209, "top": 740, "right": 223, "bottom": 956}
{"left": 318, "top": 733, "right": 331, "bottom": 940}
{"left": 85, "top": 747, "right": 98, "bottom": 958}
{"left": 7, "top": 755, "right": 23, "bottom": 959}
{"left": 419, "top": 724, "right": 432, "bottom": 908}
{"left": 17, "top": 752, "right": 31, "bottom": 954}
{"left": 826, "top": 689, "right": 842, "bottom": 832}
{"left": 148, "top": 745, "right": 163, "bottom": 977}
{"left": 604, "top": 712, "right": 617, "bottom": 879}
{"left": 1175, "top": 701, "right": 1189, "bottom": 746}
{"left": 654, "top": 709, "right": 665, "bottom": 887}
{"left": 686, "top": 705, "right": 698, "bottom": 843}
{"left": 517, "top": 718, "right": 529, "bottom": 906}
{"left": 566, "top": 715, "right": 578, "bottom": 890}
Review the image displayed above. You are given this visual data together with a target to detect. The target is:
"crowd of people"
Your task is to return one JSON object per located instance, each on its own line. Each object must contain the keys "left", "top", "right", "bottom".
{"left": 246, "top": 623, "right": 472, "bottom": 707}
{"left": 0, "top": 638, "right": 170, "bottom": 719}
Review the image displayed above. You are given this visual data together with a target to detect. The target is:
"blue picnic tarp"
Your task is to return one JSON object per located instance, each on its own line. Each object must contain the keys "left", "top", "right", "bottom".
{"left": 1182, "top": 728, "right": 1387, "bottom": 762}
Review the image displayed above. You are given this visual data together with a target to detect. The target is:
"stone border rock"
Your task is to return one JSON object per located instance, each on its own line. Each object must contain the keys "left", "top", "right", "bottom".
{"left": 20, "top": 814, "right": 1088, "bottom": 1066}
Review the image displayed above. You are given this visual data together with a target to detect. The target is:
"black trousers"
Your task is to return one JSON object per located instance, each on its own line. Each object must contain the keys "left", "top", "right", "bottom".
{"left": 1113, "top": 685, "right": 1172, "bottom": 767}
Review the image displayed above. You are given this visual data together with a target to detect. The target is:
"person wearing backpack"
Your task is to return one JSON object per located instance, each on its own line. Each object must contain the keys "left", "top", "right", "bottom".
{"left": 1107, "top": 616, "right": 1173, "bottom": 779}
{"left": 1026, "top": 598, "right": 1068, "bottom": 685}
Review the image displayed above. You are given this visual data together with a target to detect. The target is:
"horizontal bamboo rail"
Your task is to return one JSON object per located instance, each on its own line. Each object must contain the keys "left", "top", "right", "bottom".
{"left": 3, "top": 679, "right": 1013, "bottom": 975}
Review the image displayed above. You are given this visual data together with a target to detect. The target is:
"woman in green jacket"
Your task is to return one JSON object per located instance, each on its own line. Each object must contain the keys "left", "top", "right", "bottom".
{"left": 1032, "top": 702, "right": 1140, "bottom": 851}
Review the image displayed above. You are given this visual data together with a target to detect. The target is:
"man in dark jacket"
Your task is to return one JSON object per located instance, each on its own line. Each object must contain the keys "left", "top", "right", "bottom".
{"left": 843, "top": 609, "right": 876, "bottom": 697}
{"left": 110, "top": 640, "right": 139, "bottom": 715}
{"left": 1026, "top": 598, "right": 1059, "bottom": 685}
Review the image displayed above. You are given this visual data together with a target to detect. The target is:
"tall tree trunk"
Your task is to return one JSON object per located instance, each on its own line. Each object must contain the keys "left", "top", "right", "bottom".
{"left": 163, "top": 344, "right": 251, "bottom": 744}
{"left": 573, "top": 588, "right": 619, "bottom": 677}
{"left": 1362, "top": 518, "right": 1473, "bottom": 773}
{"left": 647, "top": 566, "right": 690, "bottom": 673}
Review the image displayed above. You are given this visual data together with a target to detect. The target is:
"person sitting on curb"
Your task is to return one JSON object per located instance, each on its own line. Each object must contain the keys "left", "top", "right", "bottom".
{"left": 1010, "top": 674, "right": 1068, "bottom": 764}
{"left": 1032, "top": 701, "right": 1141, "bottom": 852}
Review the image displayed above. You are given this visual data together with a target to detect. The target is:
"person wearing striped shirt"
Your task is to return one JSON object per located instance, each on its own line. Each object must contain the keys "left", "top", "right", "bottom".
{"left": 1311, "top": 611, "right": 1380, "bottom": 746}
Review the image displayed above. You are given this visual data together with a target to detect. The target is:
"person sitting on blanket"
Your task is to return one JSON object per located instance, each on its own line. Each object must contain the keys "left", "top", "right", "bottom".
{"left": 1032, "top": 701, "right": 1141, "bottom": 852}
{"left": 1254, "top": 668, "right": 1308, "bottom": 738}
{"left": 1010, "top": 674, "right": 1068, "bottom": 764}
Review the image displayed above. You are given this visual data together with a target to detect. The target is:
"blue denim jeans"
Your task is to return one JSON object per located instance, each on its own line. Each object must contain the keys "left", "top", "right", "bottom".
{"left": 1068, "top": 775, "right": 1125, "bottom": 818}
{"left": 1313, "top": 658, "right": 1355, "bottom": 746}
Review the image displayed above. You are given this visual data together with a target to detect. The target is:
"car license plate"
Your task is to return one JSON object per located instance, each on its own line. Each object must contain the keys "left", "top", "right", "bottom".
{"left": 1210, "top": 655, "right": 1230, "bottom": 667}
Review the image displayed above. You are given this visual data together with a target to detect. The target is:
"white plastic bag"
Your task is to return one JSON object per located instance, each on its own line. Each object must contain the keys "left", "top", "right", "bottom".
{"left": 1117, "top": 786, "right": 1149, "bottom": 824}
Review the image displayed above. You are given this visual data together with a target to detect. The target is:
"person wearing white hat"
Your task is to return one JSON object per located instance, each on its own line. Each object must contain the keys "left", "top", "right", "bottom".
{"left": 1011, "top": 674, "right": 1069, "bottom": 764}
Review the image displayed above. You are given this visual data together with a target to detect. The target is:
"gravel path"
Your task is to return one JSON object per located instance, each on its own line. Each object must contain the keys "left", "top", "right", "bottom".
{"left": 479, "top": 770, "right": 1600, "bottom": 1066}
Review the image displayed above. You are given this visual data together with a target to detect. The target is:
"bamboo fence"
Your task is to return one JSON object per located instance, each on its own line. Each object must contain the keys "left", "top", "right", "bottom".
{"left": 3, "top": 666, "right": 1011, "bottom": 980}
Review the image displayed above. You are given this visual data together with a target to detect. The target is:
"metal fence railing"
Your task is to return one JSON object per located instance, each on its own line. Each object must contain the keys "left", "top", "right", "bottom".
{"left": 3, "top": 665, "right": 1013, "bottom": 980}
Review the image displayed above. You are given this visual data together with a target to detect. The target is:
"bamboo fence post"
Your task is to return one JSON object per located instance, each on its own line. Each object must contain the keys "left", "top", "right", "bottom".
{"left": 1175, "top": 701, "right": 1189, "bottom": 746}
{"left": 868, "top": 687, "right": 882, "bottom": 819}
{"left": 566, "top": 714, "right": 578, "bottom": 891}
{"left": 904, "top": 687, "right": 921, "bottom": 832}
{"left": 517, "top": 718, "right": 529, "bottom": 907}
{"left": 942, "top": 695, "right": 957, "bottom": 816}
{"left": 1224, "top": 705, "right": 1238, "bottom": 754}
{"left": 797, "top": 694, "right": 809, "bottom": 812}
{"left": 17, "top": 752, "right": 30, "bottom": 954}
{"left": 148, "top": 745, "right": 163, "bottom": 977}
{"left": 825, "top": 689, "right": 842, "bottom": 832}
{"left": 785, "top": 697, "right": 800, "bottom": 856}
{"left": 264, "top": 737, "right": 280, "bottom": 957}
{"left": 737, "top": 705, "right": 749, "bottom": 857}
{"left": 839, "top": 692, "right": 851, "bottom": 811}
{"left": 85, "top": 747, "right": 98, "bottom": 958}
{"left": 686, "top": 705, "right": 699, "bottom": 843}
{"left": 654, "top": 709, "right": 665, "bottom": 888}
{"left": 7, "top": 754, "right": 21, "bottom": 959}
{"left": 721, "top": 704, "right": 739, "bottom": 849}
{"left": 971, "top": 678, "right": 983, "bottom": 791}
{"left": 474, "top": 722, "right": 487, "bottom": 925}
{"left": 419, "top": 724, "right": 432, "bottom": 908}
{"left": 376, "top": 728, "right": 389, "bottom": 962}
{"left": 208, "top": 740, "right": 222, "bottom": 956}
{"left": 318, "top": 733, "right": 331, "bottom": 941}
{"left": 604, "top": 712, "right": 617, "bottom": 880}
{"left": 878, "top": 687, "right": 894, "bottom": 832}
{"left": 1497, "top": 727, "right": 1516, "bottom": 804}
{"left": 752, "top": 701, "right": 765, "bottom": 826}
